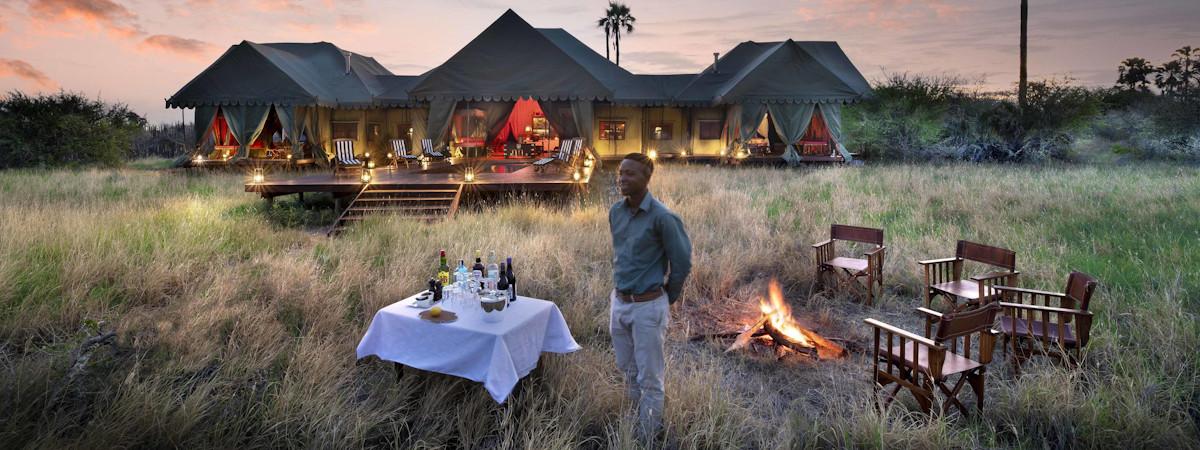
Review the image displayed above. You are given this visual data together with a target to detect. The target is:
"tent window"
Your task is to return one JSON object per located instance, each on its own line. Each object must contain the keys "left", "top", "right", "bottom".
{"left": 698, "top": 120, "right": 722, "bottom": 140}
{"left": 332, "top": 121, "right": 358, "bottom": 140}
{"left": 649, "top": 122, "right": 673, "bottom": 140}
{"left": 599, "top": 120, "right": 626, "bottom": 140}
{"left": 367, "top": 122, "right": 382, "bottom": 144}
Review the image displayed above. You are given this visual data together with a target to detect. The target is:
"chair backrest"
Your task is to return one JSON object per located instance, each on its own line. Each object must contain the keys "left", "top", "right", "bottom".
{"left": 334, "top": 139, "right": 355, "bottom": 163}
{"left": 1063, "top": 271, "right": 1098, "bottom": 312}
{"left": 421, "top": 138, "right": 434, "bottom": 153}
{"left": 935, "top": 303, "right": 998, "bottom": 343}
{"left": 391, "top": 139, "right": 407, "bottom": 155}
{"left": 558, "top": 139, "right": 575, "bottom": 160}
{"left": 831, "top": 224, "right": 884, "bottom": 246}
{"left": 956, "top": 240, "right": 1015, "bottom": 271}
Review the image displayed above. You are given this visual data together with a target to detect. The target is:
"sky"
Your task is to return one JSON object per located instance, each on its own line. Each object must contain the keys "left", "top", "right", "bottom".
{"left": 1, "top": 0, "right": 1197, "bottom": 123}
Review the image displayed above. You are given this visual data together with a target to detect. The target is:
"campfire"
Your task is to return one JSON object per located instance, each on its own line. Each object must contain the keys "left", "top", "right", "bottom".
{"left": 725, "top": 280, "right": 847, "bottom": 360}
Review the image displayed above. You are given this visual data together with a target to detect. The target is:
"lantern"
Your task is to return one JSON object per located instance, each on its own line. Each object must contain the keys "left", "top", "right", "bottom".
{"left": 361, "top": 169, "right": 372, "bottom": 184}
{"left": 252, "top": 168, "right": 264, "bottom": 184}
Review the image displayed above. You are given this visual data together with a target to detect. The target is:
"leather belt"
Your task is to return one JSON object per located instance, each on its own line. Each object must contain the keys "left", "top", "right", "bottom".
{"left": 615, "top": 288, "right": 664, "bottom": 303}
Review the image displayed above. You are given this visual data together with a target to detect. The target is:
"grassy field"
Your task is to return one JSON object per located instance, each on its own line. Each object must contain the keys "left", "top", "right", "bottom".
{"left": 1, "top": 160, "right": 1198, "bottom": 448}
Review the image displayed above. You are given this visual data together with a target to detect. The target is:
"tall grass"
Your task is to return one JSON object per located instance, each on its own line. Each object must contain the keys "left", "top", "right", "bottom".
{"left": 1, "top": 163, "right": 1198, "bottom": 448}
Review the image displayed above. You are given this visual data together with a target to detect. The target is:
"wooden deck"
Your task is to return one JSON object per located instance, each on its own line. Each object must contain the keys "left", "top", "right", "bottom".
{"left": 245, "top": 159, "right": 588, "bottom": 198}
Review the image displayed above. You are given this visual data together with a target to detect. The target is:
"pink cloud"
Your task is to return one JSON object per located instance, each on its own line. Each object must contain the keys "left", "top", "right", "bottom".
{"left": 0, "top": 58, "right": 58, "bottom": 89}
{"left": 139, "top": 34, "right": 216, "bottom": 59}
{"left": 25, "top": 0, "right": 144, "bottom": 38}
{"left": 336, "top": 14, "right": 376, "bottom": 33}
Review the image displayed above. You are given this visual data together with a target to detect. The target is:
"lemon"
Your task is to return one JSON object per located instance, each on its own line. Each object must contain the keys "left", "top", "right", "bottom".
{"left": 429, "top": 306, "right": 442, "bottom": 317}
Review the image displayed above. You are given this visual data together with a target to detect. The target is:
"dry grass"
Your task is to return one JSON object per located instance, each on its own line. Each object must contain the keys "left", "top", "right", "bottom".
{"left": 1, "top": 162, "right": 1198, "bottom": 448}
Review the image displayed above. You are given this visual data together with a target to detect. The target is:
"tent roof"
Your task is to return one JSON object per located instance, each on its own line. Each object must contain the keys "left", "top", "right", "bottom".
{"left": 407, "top": 10, "right": 618, "bottom": 101}
{"left": 675, "top": 41, "right": 871, "bottom": 104}
{"left": 169, "top": 11, "right": 871, "bottom": 109}
{"left": 166, "top": 41, "right": 396, "bottom": 108}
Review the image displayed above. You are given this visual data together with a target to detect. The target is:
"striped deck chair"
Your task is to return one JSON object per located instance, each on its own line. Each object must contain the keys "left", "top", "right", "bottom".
{"left": 421, "top": 138, "right": 445, "bottom": 159}
{"left": 333, "top": 138, "right": 362, "bottom": 175}
{"left": 532, "top": 138, "right": 575, "bottom": 172}
{"left": 391, "top": 139, "right": 418, "bottom": 168}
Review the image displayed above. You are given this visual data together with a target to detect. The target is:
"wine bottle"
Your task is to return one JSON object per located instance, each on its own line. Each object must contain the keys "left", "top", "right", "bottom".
{"left": 496, "top": 263, "right": 509, "bottom": 302}
{"left": 473, "top": 250, "right": 486, "bottom": 278}
{"left": 506, "top": 256, "right": 516, "bottom": 302}
{"left": 437, "top": 249, "right": 450, "bottom": 286}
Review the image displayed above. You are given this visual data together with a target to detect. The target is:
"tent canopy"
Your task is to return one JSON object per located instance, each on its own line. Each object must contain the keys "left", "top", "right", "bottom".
{"left": 169, "top": 10, "right": 872, "bottom": 109}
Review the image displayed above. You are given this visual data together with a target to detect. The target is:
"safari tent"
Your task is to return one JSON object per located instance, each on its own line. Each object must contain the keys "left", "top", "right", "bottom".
{"left": 167, "top": 9, "right": 871, "bottom": 165}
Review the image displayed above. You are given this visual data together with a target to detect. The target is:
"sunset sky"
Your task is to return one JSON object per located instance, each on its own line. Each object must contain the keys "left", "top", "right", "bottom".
{"left": 1, "top": 0, "right": 1197, "bottom": 123}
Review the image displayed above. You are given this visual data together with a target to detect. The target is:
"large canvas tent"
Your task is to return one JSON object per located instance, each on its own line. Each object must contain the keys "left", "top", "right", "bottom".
{"left": 168, "top": 9, "right": 871, "bottom": 164}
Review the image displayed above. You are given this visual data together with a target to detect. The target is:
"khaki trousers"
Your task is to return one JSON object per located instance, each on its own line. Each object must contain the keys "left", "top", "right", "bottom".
{"left": 609, "top": 289, "right": 669, "bottom": 434}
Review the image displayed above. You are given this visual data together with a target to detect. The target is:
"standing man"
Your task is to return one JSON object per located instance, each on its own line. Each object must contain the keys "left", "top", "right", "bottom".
{"left": 608, "top": 152, "right": 692, "bottom": 439}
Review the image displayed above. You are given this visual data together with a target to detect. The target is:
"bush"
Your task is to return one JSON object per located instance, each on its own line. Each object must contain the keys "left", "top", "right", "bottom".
{"left": 0, "top": 91, "right": 146, "bottom": 168}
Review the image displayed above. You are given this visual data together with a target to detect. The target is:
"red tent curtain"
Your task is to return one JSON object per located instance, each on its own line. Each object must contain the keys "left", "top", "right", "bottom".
{"left": 493, "top": 98, "right": 544, "bottom": 144}
{"left": 213, "top": 109, "right": 232, "bottom": 146}
{"left": 802, "top": 109, "right": 830, "bottom": 141}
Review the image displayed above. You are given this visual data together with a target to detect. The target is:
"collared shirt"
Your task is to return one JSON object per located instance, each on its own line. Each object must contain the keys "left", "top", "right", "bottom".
{"left": 609, "top": 191, "right": 692, "bottom": 303}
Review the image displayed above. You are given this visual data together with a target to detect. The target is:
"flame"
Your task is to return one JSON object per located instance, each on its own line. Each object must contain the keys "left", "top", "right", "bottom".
{"left": 758, "top": 280, "right": 846, "bottom": 359}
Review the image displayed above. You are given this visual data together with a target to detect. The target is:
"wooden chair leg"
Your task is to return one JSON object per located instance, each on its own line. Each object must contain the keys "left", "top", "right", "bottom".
{"left": 968, "top": 370, "right": 985, "bottom": 412}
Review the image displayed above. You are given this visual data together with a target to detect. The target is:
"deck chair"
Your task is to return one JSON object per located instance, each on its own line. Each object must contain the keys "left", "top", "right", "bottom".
{"left": 532, "top": 138, "right": 575, "bottom": 172}
{"left": 420, "top": 139, "right": 445, "bottom": 160}
{"left": 865, "top": 304, "right": 999, "bottom": 417}
{"left": 994, "top": 271, "right": 1097, "bottom": 373}
{"left": 919, "top": 240, "right": 1019, "bottom": 314}
{"left": 390, "top": 139, "right": 419, "bottom": 168}
{"left": 332, "top": 138, "right": 363, "bottom": 175}
{"left": 813, "top": 224, "right": 885, "bottom": 305}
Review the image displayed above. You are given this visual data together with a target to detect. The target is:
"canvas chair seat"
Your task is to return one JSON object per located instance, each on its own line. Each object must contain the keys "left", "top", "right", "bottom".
{"left": 879, "top": 341, "right": 984, "bottom": 380}
{"left": 421, "top": 139, "right": 445, "bottom": 158}
{"left": 998, "top": 317, "right": 1079, "bottom": 347}
{"left": 392, "top": 139, "right": 418, "bottom": 160}
{"left": 825, "top": 257, "right": 868, "bottom": 273}
{"left": 335, "top": 140, "right": 361, "bottom": 165}
{"left": 930, "top": 280, "right": 987, "bottom": 300}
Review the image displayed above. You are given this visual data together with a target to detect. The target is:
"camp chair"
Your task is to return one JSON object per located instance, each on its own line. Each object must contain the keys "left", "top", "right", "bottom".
{"left": 532, "top": 138, "right": 575, "bottom": 172}
{"left": 865, "top": 303, "right": 999, "bottom": 417}
{"left": 420, "top": 139, "right": 445, "bottom": 160}
{"left": 332, "top": 138, "right": 363, "bottom": 175}
{"left": 919, "top": 240, "right": 1019, "bottom": 316}
{"left": 812, "top": 224, "right": 885, "bottom": 305}
{"left": 390, "top": 139, "right": 418, "bottom": 168}
{"left": 994, "top": 271, "right": 1097, "bottom": 373}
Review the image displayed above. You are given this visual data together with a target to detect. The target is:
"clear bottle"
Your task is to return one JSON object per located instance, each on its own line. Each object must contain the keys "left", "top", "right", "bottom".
{"left": 486, "top": 250, "right": 500, "bottom": 285}
{"left": 455, "top": 259, "right": 468, "bottom": 288}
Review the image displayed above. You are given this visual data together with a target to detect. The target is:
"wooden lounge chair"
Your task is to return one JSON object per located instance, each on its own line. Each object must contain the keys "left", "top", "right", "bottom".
{"left": 812, "top": 224, "right": 885, "bottom": 305}
{"left": 919, "top": 240, "right": 1019, "bottom": 314}
{"left": 332, "top": 138, "right": 363, "bottom": 175}
{"left": 532, "top": 138, "right": 576, "bottom": 172}
{"left": 390, "top": 139, "right": 418, "bottom": 168}
{"left": 994, "top": 271, "right": 1097, "bottom": 373}
{"left": 420, "top": 138, "right": 445, "bottom": 160}
{"left": 865, "top": 303, "right": 999, "bottom": 416}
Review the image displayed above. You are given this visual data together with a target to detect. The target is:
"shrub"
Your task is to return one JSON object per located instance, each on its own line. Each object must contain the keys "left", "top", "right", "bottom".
{"left": 0, "top": 91, "right": 146, "bottom": 168}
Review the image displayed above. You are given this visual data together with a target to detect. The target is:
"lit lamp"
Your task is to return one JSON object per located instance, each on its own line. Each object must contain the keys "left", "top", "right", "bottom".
{"left": 252, "top": 168, "right": 264, "bottom": 184}
{"left": 360, "top": 169, "right": 372, "bottom": 184}
{"left": 194, "top": 154, "right": 205, "bottom": 164}
{"left": 720, "top": 148, "right": 727, "bottom": 157}
{"left": 464, "top": 170, "right": 475, "bottom": 182}
{"left": 368, "top": 161, "right": 376, "bottom": 169}
{"left": 407, "top": 127, "right": 414, "bottom": 137}
{"left": 583, "top": 157, "right": 593, "bottom": 168}
{"left": 647, "top": 149, "right": 658, "bottom": 160}
{"left": 573, "top": 170, "right": 581, "bottom": 182}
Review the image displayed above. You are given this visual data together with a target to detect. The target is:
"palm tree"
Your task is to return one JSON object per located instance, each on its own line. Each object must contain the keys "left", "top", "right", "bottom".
{"left": 596, "top": 15, "right": 612, "bottom": 61}
{"left": 1018, "top": 0, "right": 1028, "bottom": 112}
{"left": 599, "top": 2, "right": 635, "bottom": 67}
{"left": 1172, "top": 46, "right": 1196, "bottom": 101}
{"left": 1117, "top": 57, "right": 1156, "bottom": 91}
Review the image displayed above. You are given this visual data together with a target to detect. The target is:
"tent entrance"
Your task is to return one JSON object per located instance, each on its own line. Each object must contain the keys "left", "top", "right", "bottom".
{"left": 450, "top": 98, "right": 561, "bottom": 159}
{"left": 751, "top": 109, "right": 834, "bottom": 158}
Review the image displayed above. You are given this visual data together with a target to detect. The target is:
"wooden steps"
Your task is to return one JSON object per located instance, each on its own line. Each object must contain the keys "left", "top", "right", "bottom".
{"left": 328, "top": 183, "right": 463, "bottom": 236}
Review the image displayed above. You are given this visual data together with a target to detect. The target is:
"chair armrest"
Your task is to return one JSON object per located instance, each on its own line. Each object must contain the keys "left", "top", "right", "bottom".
{"left": 997, "top": 302, "right": 1089, "bottom": 316}
{"left": 863, "top": 246, "right": 886, "bottom": 258}
{"left": 813, "top": 239, "right": 835, "bottom": 265}
{"left": 993, "top": 285, "right": 1066, "bottom": 299}
{"left": 918, "top": 257, "right": 959, "bottom": 266}
{"left": 864, "top": 319, "right": 938, "bottom": 348}
{"left": 970, "top": 271, "right": 1021, "bottom": 283}
{"left": 915, "top": 307, "right": 943, "bottom": 320}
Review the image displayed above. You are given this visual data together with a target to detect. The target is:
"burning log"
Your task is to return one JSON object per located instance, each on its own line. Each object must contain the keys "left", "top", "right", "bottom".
{"left": 725, "top": 280, "right": 847, "bottom": 360}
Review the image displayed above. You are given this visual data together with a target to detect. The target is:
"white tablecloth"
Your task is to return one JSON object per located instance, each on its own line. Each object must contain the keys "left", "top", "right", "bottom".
{"left": 356, "top": 293, "right": 580, "bottom": 403}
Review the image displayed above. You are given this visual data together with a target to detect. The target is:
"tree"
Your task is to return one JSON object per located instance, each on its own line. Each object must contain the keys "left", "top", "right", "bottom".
{"left": 596, "top": 13, "right": 612, "bottom": 61}
{"left": 1019, "top": 0, "right": 1028, "bottom": 112}
{"left": 1118, "top": 57, "right": 1156, "bottom": 91}
{"left": 1156, "top": 60, "right": 1184, "bottom": 97}
{"left": 600, "top": 2, "right": 635, "bottom": 67}
{"left": 1170, "top": 46, "right": 1198, "bottom": 101}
